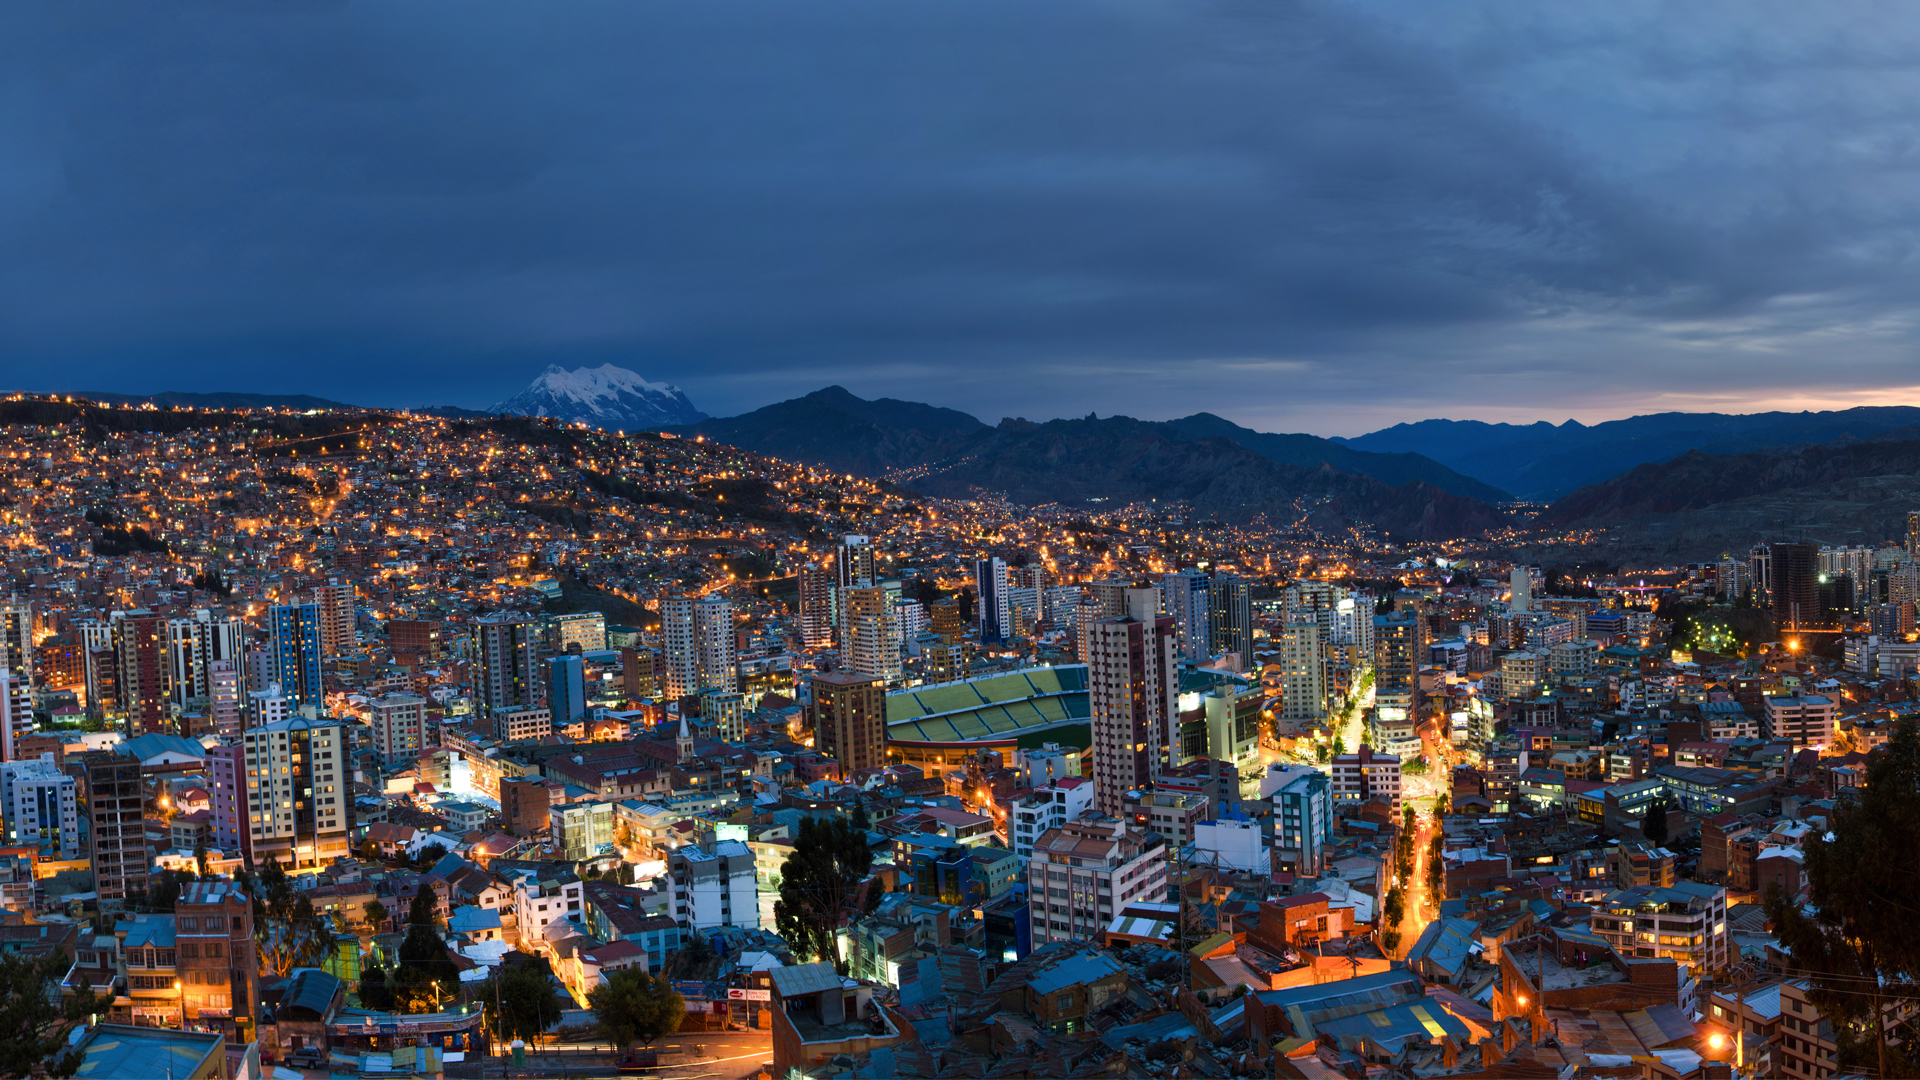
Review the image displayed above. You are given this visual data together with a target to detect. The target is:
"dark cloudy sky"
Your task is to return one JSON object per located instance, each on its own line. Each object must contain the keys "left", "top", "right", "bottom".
{"left": 3, "top": 1, "right": 1917, "bottom": 435}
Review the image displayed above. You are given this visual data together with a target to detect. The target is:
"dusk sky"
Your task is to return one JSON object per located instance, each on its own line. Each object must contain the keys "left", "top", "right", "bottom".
{"left": 3, "top": 1, "right": 1918, "bottom": 435}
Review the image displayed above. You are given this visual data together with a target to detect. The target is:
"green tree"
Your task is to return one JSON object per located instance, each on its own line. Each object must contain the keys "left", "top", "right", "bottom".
{"left": 0, "top": 954, "right": 104, "bottom": 1078}
{"left": 1433, "top": 792, "right": 1450, "bottom": 816}
{"left": 774, "top": 815, "right": 877, "bottom": 972}
{"left": 1769, "top": 718, "right": 1920, "bottom": 1078}
{"left": 363, "top": 899, "right": 390, "bottom": 932}
{"left": 1379, "top": 925, "right": 1402, "bottom": 956}
{"left": 1641, "top": 797, "right": 1671, "bottom": 847}
{"left": 393, "top": 888, "right": 458, "bottom": 1012}
{"left": 481, "top": 964, "right": 565, "bottom": 1044}
{"left": 1383, "top": 885, "right": 1405, "bottom": 927}
{"left": 590, "top": 969, "right": 686, "bottom": 1049}
{"left": 358, "top": 962, "right": 396, "bottom": 1012}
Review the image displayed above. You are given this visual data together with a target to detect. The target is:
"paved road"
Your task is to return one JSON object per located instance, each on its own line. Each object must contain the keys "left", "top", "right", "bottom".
{"left": 448, "top": 1030, "right": 773, "bottom": 1080}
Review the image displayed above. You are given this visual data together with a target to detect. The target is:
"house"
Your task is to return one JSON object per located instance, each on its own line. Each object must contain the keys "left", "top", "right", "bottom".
{"left": 1024, "top": 951, "right": 1126, "bottom": 1031}
{"left": 770, "top": 962, "right": 901, "bottom": 1077}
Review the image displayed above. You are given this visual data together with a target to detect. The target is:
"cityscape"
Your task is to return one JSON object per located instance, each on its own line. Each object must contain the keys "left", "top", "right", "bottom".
{"left": 8, "top": 4, "right": 1920, "bottom": 1079}
{"left": 0, "top": 388, "right": 1910, "bottom": 1079}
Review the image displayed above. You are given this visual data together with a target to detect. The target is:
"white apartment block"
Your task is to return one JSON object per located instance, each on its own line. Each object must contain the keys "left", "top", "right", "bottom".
{"left": 1278, "top": 618, "right": 1326, "bottom": 723}
{"left": 1009, "top": 777, "right": 1094, "bottom": 860}
{"left": 243, "top": 717, "right": 349, "bottom": 870}
{"left": 368, "top": 693, "right": 429, "bottom": 764}
{"left": 1330, "top": 746, "right": 1402, "bottom": 815}
{"left": 1764, "top": 694, "right": 1836, "bottom": 750}
{"left": 0, "top": 755, "right": 80, "bottom": 858}
{"left": 670, "top": 840, "right": 759, "bottom": 930}
{"left": 1026, "top": 817, "right": 1168, "bottom": 945}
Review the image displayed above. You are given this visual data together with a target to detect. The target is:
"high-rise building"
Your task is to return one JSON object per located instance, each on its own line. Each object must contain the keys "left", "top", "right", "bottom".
{"left": 387, "top": 619, "right": 443, "bottom": 666}
{"left": 313, "top": 578, "right": 356, "bottom": 656}
{"left": 662, "top": 595, "right": 697, "bottom": 700}
{"left": 836, "top": 535, "right": 876, "bottom": 590}
{"left": 166, "top": 609, "right": 244, "bottom": 709}
{"left": 500, "top": 776, "right": 552, "bottom": 836}
{"left": 1087, "top": 612, "right": 1178, "bottom": 817}
{"left": 1748, "top": 545, "right": 1773, "bottom": 605}
{"left": 1208, "top": 576, "right": 1253, "bottom": 662}
{"left": 1262, "top": 764, "right": 1333, "bottom": 876}
{"left": 809, "top": 670, "right": 885, "bottom": 774}
{"left": 1510, "top": 566, "right": 1531, "bottom": 613}
{"left": 548, "top": 654, "right": 588, "bottom": 724}
{"left": 0, "top": 754, "right": 78, "bottom": 858}
{"left": 1087, "top": 580, "right": 1131, "bottom": 619}
{"left": 974, "top": 557, "right": 1011, "bottom": 643}
{"left": 85, "top": 751, "right": 150, "bottom": 902}
{"left": 243, "top": 716, "right": 349, "bottom": 870}
{"left": 695, "top": 595, "right": 737, "bottom": 694}
{"left": 267, "top": 603, "right": 325, "bottom": 708}
{"left": 205, "top": 743, "right": 250, "bottom": 864}
{"left": 1910, "top": 511, "right": 1920, "bottom": 558}
{"left": 0, "top": 667, "right": 29, "bottom": 763}
{"left": 840, "top": 585, "right": 902, "bottom": 686}
{"left": 0, "top": 596, "right": 30, "bottom": 695}
{"left": 1277, "top": 618, "right": 1326, "bottom": 724}
{"left": 797, "top": 564, "right": 836, "bottom": 648}
{"left": 1373, "top": 612, "right": 1423, "bottom": 723}
{"left": 112, "top": 609, "right": 169, "bottom": 736}
{"left": 208, "top": 660, "right": 242, "bottom": 737}
{"left": 472, "top": 612, "right": 541, "bottom": 711}
{"left": 1330, "top": 745, "right": 1403, "bottom": 814}
{"left": 246, "top": 684, "right": 291, "bottom": 731}
{"left": 368, "top": 693, "right": 430, "bottom": 764}
{"left": 620, "top": 647, "right": 659, "bottom": 701}
{"left": 1162, "top": 570, "right": 1212, "bottom": 662}
{"left": 1771, "top": 542, "right": 1821, "bottom": 632}
{"left": 545, "top": 611, "right": 607, "bottom": 654}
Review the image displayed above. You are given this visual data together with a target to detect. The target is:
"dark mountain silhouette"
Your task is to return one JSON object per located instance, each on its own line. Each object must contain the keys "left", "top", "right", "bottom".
{"left": 1163, "top": 412, "right": 1509, "bottom": 502}
{"left": 1339, "top": 406, "right": 1920, "bottom": 500}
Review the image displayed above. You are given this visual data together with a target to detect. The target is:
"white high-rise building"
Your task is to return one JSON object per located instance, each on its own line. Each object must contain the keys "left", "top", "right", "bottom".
{"left": 0, "top": 667, "right": 30, "bottom": 763}
{"left": 0, "top": 754, "right": 79, "bottom": 858}
{"left": 246, "top": 683, "right": 291, "bottom": 731}
{"left": 694, "top": 594, "right": 736, "bottom": 694}
{"left": 1087, "top": 611, "right": 1178, "bottom": 817}
{"left": 1161, "top": 570, "right": 1211, "bottom": 662}
{"left": 368, "top": 693, "right": 430, "bottom": 765}
{"left": 1277, "top": 618, "right": 1326, "bottom": 724}
{"left": 1008, "top": 777, "right": 1094, "bottom": 860}
{"left": 166, "top": 609, "right": 245, "bottom": 708}
{"left": 1510, "top": 567, "right": 1531, "bottom": 613}
{"left": 840, "top": 585, "right": 902, "bottom": 686}
{"left": 661, "top": 595, "right": 697, "bottom": 700}
{"left": 1025, "top": 817, "right": 1168, "bottom": 946}
{"left": 242, "top": 716, "right": 349, "bottom": 870}
{"left": 208, "top": 660, "right": 242, "bottom": 737}
{"left": 1330, "top": 746, "right": 1402, "bottom": 814}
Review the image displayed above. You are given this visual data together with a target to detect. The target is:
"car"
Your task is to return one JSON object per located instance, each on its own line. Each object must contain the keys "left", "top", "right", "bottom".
{"left": 284, "top": 1048, "right": 327, "bottom": 1069}
{"left": 616, "top": 1049, "right": 659, "bottom": 1073}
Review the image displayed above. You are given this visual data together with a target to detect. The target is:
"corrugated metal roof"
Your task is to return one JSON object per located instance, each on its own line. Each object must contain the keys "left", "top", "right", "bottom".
{"left": 770, "top": 961, "right": 842, "bottom": 998}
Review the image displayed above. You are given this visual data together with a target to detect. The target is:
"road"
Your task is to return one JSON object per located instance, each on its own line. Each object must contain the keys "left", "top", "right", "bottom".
{"left": 1393, "top": 805, "right": 1440, "bottom": 956}
{"left": 446, "top": 1030, "right": 773, "bottom": 1080}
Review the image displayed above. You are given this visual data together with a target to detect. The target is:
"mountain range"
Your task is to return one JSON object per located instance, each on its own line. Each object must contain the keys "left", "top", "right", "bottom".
{"left": 72, "top": 390, "right": 356, "bottom": 410}
{"left": 490, "top": 364, "right": 705, "bottom": 429}
{"left": 671, "top": 386, "right": 1510, "bottom": 539}
{"left": 1338, "top": 406, "right": 1920, "bottom": 500}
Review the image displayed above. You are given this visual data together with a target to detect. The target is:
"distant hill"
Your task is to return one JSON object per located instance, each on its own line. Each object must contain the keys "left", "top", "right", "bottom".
{"left": 911, "top": 415, "right": 1507, "bottom": 539}
{"left": 492, "top": 364, "right": 705, "bottom": 429}
{"left": 1538, "top": 437, "right": 1920, "bottom": 528}
{"left": 675, "top": 389, "right": 1509, "bottom": 539}
{"left": 1338, "top": 406, "right": 1920, "bottom": 500}
{"left": 409, "top": 405, "right": 495, "bottom": 419}
{"left": 674, "top": 385, "right": 988, "bottom": 476}
{"left": 1162, "top": 412, "right": 1509, "bottom": 502}
{"left": 70, "top": 390, "right": 358, "bottom": 410}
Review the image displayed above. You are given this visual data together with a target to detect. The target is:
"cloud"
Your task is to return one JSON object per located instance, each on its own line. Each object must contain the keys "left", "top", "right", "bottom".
{"left": 0, "top": 0, "right": 1915, "bottom": 432}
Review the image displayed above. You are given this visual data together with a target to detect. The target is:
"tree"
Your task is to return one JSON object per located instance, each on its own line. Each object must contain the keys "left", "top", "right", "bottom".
{"left": 358, "top": 962, "right": 396, "bottom": 1012}
{"left": 774, "top": 815, "right": 877, "bottom": 972}
{"left": 1433, "top": 792, "right": 1450, "bottom": 816}
{"left": 1379, "top": 925, "right": 1402, "bottom": 956}
{"left": 1769, "top": 718, "right": 1920, "bottom": 1078}
{"left": 364, "top": 899, "right": 390, "bottom": 933}
{"left": 393, "top": 888, "right": 458, "bottom": 1012}
{"left": 1383, "top": 885, "right": 1405, "bottom": 927}
{"left": 482, "top": 963, "right": 565, "bottom": 1044}
{"left": 590, "top": 969, "right": 685, "bottom": 1049}
{"left": 1641, "top": 797, "right": 1671, "bottom": 847}
{"left": 0, "top": 954, "right": 104, "bottom": 1078}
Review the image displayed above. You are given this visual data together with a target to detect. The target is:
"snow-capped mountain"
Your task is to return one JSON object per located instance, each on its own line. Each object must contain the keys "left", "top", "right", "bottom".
{"left": 490, "top": 364, "right": 706, "bottom": 429}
